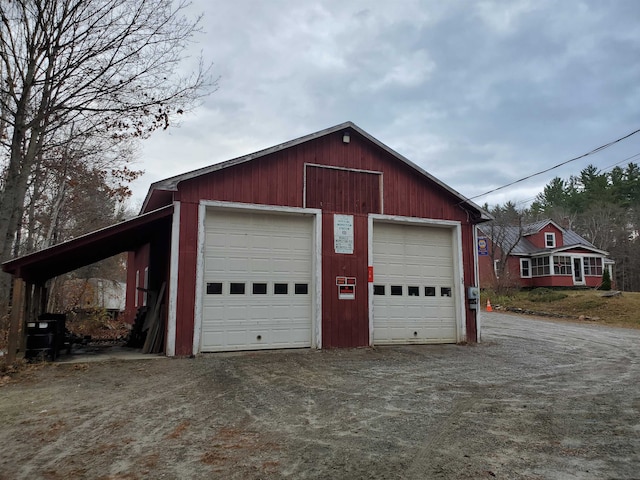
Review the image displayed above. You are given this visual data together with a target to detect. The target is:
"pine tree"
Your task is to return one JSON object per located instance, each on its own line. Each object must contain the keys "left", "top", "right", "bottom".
{"left": 600, "top": 269, "right": 612, "bottom": 291}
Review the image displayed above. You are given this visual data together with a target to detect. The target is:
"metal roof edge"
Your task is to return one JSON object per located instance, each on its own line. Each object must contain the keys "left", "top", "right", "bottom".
{"left": 529, "top": 244, "right": 609, "bottom": 257}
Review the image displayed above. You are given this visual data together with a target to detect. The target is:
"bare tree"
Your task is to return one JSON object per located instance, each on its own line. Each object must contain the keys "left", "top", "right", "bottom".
{"left": 0, "top": 0, "right": 216, "bottom": 297}
{"left": 481, "top": 202, "right": 527, "bottom": 293}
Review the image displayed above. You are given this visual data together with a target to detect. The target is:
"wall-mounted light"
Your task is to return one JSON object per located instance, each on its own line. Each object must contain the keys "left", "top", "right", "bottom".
{"left": 342, "top": 131, "right": 350, "bottom": 144}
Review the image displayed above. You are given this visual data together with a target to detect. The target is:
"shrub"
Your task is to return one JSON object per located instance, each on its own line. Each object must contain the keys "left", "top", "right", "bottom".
{"left": 599, "top": 269, "right": 612, "bottom": 291}
{"left": 528, "top": 288, "right": 568, "bottom": 303}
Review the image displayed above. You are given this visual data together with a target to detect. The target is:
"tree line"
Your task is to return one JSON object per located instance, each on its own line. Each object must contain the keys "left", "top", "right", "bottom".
{"left": 0, "top": 0, "right": 215, "bottom": 320}
{"left": 485, "top": 162, "right": 640, "bottom": 291}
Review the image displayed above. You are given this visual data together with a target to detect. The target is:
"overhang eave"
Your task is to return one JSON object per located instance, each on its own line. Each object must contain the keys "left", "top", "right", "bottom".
{"left": 2, "top": 205, "right": 173, "bottom": 284}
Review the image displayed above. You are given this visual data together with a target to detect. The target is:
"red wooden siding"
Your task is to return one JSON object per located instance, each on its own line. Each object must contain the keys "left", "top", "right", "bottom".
{"left": 125, "top": 244, "right": 150, "bottom": 323}
{"left": 175, "top": 202, "right": 199, "bottom": 355}
{"left": 306, "top": 165, "right": 381, "bottom": 214}
{"left": 306, "top": 166, "right": 380, "bottom": 347}
{"left": 175, "top": 133, "right": 469, "bottom": 224}
{"left": 167, "top": 130, "right": 481, "bottom": 353}
{"left": 461, "top": 224, "right": 478, "bottom": 341}
{"left": 320, "top": 213, "right": 370, "bottom": 347}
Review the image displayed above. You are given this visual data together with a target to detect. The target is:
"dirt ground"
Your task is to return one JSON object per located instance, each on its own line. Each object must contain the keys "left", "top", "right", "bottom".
{"left": 1, "top": 312, "right": 639, "bottom": 480}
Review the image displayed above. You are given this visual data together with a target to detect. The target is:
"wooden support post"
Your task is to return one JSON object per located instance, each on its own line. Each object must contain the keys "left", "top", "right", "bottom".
{"left": 20, "top": 283, "right": 33, "bottom": 354}
{"left": 6, "top": 278, "right": 24, "bottom": 363}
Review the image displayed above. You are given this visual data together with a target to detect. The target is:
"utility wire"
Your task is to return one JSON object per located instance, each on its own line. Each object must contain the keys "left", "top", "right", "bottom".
{"left": 466, "top": 127, "right": 640, "bottom": 201}
{"left": 486, "top": 150, "right": 640, "bottom": 209}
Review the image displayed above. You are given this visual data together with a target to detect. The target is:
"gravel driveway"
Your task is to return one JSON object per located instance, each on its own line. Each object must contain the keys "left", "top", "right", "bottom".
{"left": 1, "top": 312, "right": 639, "bottom": 479}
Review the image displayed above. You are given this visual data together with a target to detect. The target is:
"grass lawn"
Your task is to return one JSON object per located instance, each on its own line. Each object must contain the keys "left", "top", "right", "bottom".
{"left": 481, "top": 288, "right": 640, "bottom": 329}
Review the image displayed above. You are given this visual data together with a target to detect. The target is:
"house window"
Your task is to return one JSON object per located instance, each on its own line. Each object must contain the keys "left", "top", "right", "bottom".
{"left": 553, "top": 256, "right": 572, "bottom": 275}
{"left": 520, "top": 259, "right": 531, "bottom": 278}
{"left": 493, "top": 260, "right": 501, "bottom": 278}
{"left": 584, "top": 257, "right": 603, "bottom": 276}
{"left": 531, "top": 257, "right": 551, "bottom": 276}
{"left": 545, "top": 232, "right": 556, "bottom": 248}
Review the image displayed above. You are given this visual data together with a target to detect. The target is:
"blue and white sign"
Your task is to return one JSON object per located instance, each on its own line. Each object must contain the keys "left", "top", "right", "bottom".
{"left": 477, "top": 237, "right": 489, "bottom": 256}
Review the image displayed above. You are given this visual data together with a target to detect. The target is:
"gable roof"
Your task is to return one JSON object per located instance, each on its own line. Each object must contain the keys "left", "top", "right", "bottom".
{"left": 522, "top": 219, "right": 563, "bottom": 235}
{"left": 479, "top": 220, "right": 608, "bottom": 256}
{"left": 142, "top": 121, "right": 492, "bottom": 221}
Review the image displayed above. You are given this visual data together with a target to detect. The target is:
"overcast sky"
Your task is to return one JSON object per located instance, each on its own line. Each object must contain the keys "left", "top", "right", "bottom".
{"left": 132, "top": 0, "right": 640, "bottom": 210}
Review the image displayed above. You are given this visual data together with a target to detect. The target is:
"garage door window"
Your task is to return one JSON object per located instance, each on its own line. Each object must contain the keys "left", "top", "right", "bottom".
{"left": 207, "top": 282, "right": 223, "bottom": 294}
{"left": 295, "top": 283, "right": 309, "bottom": 294}
{"left": 408, "top": 286, "right": 420, "bottom": 296}
{"left": 374, "top": 285, "right": 385, "bottom": 295}
{"left": 252, "top": 283, "right": 267, "bottom": 294}
{"left": 274, "top": 283, "right": 288, "bottom": 294}
{"left": 441, "top": 287, "right": 452, "bottom": 297}
{"left": 230, "top": 283, "right": 246, "bottom": 294}
{"left": 391, "top": 285, "right": 403, "bottom": 296}
{"left": 425, "top": 286, "right": 436, "bottom": 296}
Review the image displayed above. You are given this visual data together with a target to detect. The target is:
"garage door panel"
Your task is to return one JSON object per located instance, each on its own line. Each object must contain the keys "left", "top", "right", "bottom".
{"left": 373, "top": 222, "right": 457, "bottom": 345}
{"left": 202, "top": 209, "right": 314, "bottom": 352}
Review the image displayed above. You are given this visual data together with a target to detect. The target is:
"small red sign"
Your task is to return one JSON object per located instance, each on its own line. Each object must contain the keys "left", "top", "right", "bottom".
{"left": 336, "top": 276, "right": 347, "bottom": 285}
{"left": 368, "top": 266, "right": 374, "bottom": 283}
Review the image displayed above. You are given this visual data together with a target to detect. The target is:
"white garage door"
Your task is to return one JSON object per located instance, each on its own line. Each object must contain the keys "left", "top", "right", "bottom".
{"left": 372, "top": 222, "right": 457, "bottom": 344}
{"left": 201, "top": 209, "right": 314, "bottom": 352}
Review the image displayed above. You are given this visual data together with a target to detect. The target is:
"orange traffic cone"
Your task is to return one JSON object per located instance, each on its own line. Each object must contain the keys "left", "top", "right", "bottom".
{"left": 486, "top": 299, "right": 493, "bottom": 312}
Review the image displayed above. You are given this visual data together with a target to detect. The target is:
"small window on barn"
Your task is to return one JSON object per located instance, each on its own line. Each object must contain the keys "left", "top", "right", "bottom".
{"left": 207, "top": 282, "right": 223, "bottom": 295}
{"left": 274, "top": 283, "right": 288, "bottom": 294}
{"left": 373, "top": 285, "right": 385, "bottom": 295}
{"left": 295, "top": 283, "right": 308, "bottom": 294}
{"left": 408, "top": 286, "right": 420, "bottom": 296}
{"left": 230, "top": 283, "right": 245, "bottom": 294}
{"left": 441, "top": 287, "right": 452, "bottom": 297}
{"left": 425, "top": 286, "right": 436, "bottom": 297}
{"left": 253, "top": 283, "right": 267, "bottom": 294}
{"left": 545, "top": 232, "right": 556, "bottom": 248}
{"left": 391, "top": 285, "right": 403, "bottom": 296}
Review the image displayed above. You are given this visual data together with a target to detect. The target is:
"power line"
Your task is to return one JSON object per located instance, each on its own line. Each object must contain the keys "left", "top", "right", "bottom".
{"left": 467, "top": 127, "right": 640, "bottom": 201}
{"left": 484, "top": 150, "right": 640, "bottom": 209}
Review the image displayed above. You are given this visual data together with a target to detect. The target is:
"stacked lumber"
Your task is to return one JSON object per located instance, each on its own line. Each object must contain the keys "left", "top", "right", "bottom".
{"left": 142, "top": 282, "right": 166, "bottom": 354}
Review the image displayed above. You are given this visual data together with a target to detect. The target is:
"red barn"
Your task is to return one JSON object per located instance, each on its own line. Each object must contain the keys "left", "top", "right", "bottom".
{"left": 3, "top": 122, "right": 491, "bottom": 357}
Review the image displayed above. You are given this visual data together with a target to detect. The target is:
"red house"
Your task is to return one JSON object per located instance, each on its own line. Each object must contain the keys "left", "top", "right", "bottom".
{"left": 3, "top": 122, "right": 491, "bottom": 357}
{"left": 478, "top": 219, "right": 613, "bottom": 290}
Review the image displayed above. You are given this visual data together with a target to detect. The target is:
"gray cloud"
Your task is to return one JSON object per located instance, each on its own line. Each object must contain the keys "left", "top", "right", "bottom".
{"left": 133, "top": 0, "right": 640, "bottom": 209}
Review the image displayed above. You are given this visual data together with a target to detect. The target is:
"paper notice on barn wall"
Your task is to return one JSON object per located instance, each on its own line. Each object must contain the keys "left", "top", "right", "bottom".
{"left": 334, "top": 214, "right": 354, "bottom": 254}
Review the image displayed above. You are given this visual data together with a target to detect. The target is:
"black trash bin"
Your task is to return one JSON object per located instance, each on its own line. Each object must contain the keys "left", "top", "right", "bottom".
{"left": 25, "top": 314, "right": 66, "bottom": 361}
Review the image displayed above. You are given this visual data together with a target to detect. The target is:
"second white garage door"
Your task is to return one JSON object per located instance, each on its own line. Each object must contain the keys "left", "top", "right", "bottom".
{"left": 201, "top": 209, "right": 314, "bottom": 352}
{"left": 372, "top": 222, "right": 458, "bottom": 344}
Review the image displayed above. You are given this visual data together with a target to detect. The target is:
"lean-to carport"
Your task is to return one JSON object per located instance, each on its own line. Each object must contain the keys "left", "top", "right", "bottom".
{"left": 1, "top": 206, "right": 173, "bottom": 362}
